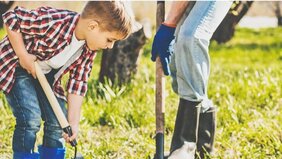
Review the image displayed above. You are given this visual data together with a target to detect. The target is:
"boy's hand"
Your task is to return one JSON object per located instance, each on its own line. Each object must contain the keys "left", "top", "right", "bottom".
{"left": 62, "top": 123, "right": 79, "bottom": 144}
{"left": 151, "top": 24, "right": 176, "bottom": 76}
{"left": 18, "top": 52, "right": 37, "bottom": 78}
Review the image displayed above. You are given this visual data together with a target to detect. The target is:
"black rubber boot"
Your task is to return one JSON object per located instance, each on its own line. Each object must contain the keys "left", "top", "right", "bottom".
{"left": 168, "top": 98, "right": 201, "bottom": 158}
{"left": 195, "top": 107, "right": 216, "bottom": 159}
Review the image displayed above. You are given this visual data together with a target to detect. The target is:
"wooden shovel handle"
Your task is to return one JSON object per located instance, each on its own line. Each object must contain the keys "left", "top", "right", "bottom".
{"left": 35, "top": 61, "right": 78, "bottom": 147}
{"left": 156, "top": 0, "right": 165, "bottom": 137}
{"left": 34, "top": 61, "right": 69, "bottom": 128}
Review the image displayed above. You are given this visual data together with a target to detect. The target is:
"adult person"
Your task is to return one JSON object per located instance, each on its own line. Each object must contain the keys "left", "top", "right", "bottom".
{"left": 151, "top": 1, "right": 233, "bottom": 158}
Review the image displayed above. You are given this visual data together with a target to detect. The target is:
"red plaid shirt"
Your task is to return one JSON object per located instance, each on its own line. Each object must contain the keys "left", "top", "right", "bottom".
{"left": 0, "top": 6, "right": 96, "bottom": 100}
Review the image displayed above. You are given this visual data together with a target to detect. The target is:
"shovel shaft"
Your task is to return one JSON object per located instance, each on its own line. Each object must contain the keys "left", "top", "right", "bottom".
{"left": 34, "top": 62, "right": 69, "bottom": 128}
{"left": 155, "top": 1, "right": 165, "bottom": 159}
{"left": 34, "top": 61, "right": 77, "bottom": 147}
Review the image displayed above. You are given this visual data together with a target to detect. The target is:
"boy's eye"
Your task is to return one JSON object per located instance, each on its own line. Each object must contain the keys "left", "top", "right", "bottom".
{"left": 107, "top": 39, "right": 113, "bottom": 43}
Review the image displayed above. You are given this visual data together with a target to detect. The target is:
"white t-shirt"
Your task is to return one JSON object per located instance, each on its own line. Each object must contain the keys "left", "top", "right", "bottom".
{"left": 37, "top": 32, "right": 85, "bottom": 74}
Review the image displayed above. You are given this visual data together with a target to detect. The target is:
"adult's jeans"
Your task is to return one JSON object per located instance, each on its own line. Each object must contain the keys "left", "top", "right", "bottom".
{"left": 5, "top": 66, "right": 66, "bottom": 153}
{"left": 170, "top": 1, "right": 233, "bottom": 112}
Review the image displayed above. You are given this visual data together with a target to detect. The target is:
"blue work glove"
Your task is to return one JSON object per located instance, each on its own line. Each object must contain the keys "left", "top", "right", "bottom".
{"left": 151, "top": 24, "right": 176, "bottom": 76}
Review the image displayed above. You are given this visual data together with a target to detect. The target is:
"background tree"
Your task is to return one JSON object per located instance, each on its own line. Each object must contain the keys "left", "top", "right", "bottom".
{"left": 99, "top": 23, "right": 150, "bottom": 85}
{"left": 0, "top": 1, "right": 14, "bottom": 28}
{"left": 211, "top": 1, "right": 254, "bottom": 44}
{"left": 270, "top": 1, "right": 282, "bottom": 26}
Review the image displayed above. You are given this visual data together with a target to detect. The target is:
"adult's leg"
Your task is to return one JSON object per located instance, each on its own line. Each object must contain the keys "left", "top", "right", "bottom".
{"left": 169, "top": 1, "right": 232, "bottom": 158}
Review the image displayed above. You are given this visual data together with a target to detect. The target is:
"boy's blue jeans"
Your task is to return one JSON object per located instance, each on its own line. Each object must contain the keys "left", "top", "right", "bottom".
{"left": 5, "top": 66, "right": 66, "bottom": 153}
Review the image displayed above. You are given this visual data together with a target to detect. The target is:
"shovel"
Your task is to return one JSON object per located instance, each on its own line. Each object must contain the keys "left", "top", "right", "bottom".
{"left": 34, "top": 61, "right": 83, "bottom": 159}
{"left": 154, "top": 1, "right": 165, "bottom": 159}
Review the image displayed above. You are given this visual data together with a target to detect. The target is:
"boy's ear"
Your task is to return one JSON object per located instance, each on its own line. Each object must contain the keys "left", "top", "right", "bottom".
{"left": 88, "top": 20, "right": 99, "bottom": 31}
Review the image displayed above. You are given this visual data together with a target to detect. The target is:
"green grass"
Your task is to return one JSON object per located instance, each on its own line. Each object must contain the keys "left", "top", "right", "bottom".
{"left": 0, "top": 27, "right": 281, "bottom": 159}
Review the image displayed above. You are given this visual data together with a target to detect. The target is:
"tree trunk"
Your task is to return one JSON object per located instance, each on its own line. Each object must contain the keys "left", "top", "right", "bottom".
{"left": 278, "top": 17, "right": 282, "bottom": 26}
{"left": 211, "top": 1, "right": 254, "bottom": 44}
{"left": 274, "top": 2, "right": 282, "bottom": 26}
{"left": 0, "top": 1, "right": 14, "bottom": 28}
{"left": 99, "top": 27, "right": 148, "bottom": 85}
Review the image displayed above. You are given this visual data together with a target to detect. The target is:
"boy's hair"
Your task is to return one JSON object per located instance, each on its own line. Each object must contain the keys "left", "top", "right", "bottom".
{"left": 81, "top": 1, "right": 135, "bottom": 39}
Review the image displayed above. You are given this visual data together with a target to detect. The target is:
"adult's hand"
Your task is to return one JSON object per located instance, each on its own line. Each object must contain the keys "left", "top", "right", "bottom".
{"left": 151, "top": 24, "right": 176, "bottom": 75}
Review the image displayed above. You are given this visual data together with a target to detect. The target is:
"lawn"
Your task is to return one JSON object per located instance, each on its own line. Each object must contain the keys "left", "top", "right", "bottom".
{"left": 0, "top": 27, "right": 281, "bottom": 159}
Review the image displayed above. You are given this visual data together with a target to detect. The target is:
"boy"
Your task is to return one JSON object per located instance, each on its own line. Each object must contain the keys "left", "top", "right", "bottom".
{"left": 0, "top": 1, "right": 135, "bottom": 159}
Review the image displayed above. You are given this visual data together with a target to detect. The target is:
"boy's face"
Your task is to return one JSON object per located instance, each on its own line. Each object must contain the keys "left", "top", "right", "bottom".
{"left": 85, "top": 23, "right": 124, "bottom": 51}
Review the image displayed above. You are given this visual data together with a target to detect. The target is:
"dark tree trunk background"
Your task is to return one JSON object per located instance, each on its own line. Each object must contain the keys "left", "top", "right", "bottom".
{"left": 0, "top": 1, "right": 14, "bottom": 28}
{"left": 278, "top": 17, "right": 282, "bottom": 26}
{"left": 274, "top": 2, "right": 282, "bottom": 26}
{"left": 211, "top": 1, "right": 254, "bottom": 44}
{"left": 99, "top": 27, "right": 148, "bottom": 85}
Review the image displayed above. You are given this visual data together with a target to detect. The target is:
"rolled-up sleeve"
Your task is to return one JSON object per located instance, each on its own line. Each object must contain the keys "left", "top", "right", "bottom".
{"left": 67, "top": 51, "right": 96, "bottom": 96}
{"left": 2, "top": 6, "right": 53, "bottom": 35}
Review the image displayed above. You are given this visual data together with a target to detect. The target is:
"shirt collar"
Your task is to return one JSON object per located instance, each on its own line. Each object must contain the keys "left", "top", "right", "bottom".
{"left": 65, "top": 14, "right": 80, "bottom": 43}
